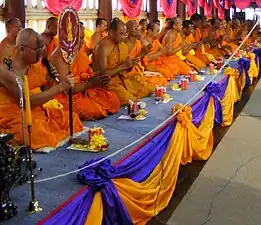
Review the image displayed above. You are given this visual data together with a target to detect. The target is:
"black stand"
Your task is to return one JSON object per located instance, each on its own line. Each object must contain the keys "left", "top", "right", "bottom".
{"left": 0, "top": 134, "right": 18, "bottom": 221}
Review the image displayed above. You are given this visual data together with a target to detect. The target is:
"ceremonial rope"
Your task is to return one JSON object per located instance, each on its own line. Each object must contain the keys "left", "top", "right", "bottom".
{"left": 31, "top": 17, "right": 260, "bottom": 184}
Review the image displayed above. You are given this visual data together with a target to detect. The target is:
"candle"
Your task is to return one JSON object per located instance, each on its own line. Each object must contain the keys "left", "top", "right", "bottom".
{"left": 23, "top": 75, "right": 32, "bottom": 126}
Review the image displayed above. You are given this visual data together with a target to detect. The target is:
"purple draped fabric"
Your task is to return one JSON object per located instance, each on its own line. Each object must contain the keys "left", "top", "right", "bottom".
{"left": 253, "top": 48, "right": 261, "bottom": 68}
{"left": 192, "top": 77, "right": 228, "bottom": 126}
{"left": 238, "top": 58, "right": 251, "bottom": 86}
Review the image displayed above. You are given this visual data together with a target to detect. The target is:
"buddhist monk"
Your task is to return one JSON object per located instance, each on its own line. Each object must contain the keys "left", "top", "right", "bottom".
{"left": 88, "top": 18, "right": 108, "bottom": 50}
{"left": 182, "top": 20, "right": 206, "bottom": 68}
{"left": 0, "top": 18, "right": 22, "bottom": 63}
{"left": 158, "top": 18, "right": 172, "bottom": 43}
{"left": 93, "top": 19, "right": 154, "bottom": 105}
{"left": 139, "top": 18, "right": 148, "bottom": 38}
{"left": 124, "top": 20, "right": 168, "bottom": 88}
{"left": 141, "top": 22, "right": 179, "bottom": 80}
{"left": 163, "top": 17, "right": 200, "bottom": 73}
{"left": 44, "top": 16, "right": 58, "bottom": 58}
{"left": 0, "top": 28, "right": 83, "bottom": 150}
{"left": 50, "top": 23, "right": 120, "bottom": 120}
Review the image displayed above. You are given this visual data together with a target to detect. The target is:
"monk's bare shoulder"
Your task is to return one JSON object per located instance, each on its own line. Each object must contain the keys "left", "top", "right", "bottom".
{"left": 0, "top": 64, "right": 18, "bottom": 91}
{"left": 95, "top": 38, "right": 114, "bottom": 56}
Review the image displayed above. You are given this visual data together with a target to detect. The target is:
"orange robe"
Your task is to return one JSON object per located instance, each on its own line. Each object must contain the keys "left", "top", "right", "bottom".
{"left": 192, "top": 29, "right": 210, "bottom": 64}
{"left": 226, "top": 28, "right": 239, "bottom": 52}
{"left": 0, "top": 62, "right": 83, "bottom": 150}
{"left": 88, "top": 32, "right": 106, "bottom": 49}
{"left": 106, "top": 43, "right": 154, "bottom": 105}
{"left": 168, "top": 32, "right": 205, "bottom": 72}
{"left": 56, "top": 46, "right": 120, "bottom": 120}
{"left": 143, "top": 39, "right": 179, "bottom": 81}
{"left": 47, "top": 36, "right": 59, "bottom": 58}
{"left": 128, "top": 40, "right": 168, "bottom": 87}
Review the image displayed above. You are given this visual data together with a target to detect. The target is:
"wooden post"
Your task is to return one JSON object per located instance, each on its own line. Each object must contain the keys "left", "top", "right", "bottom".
{"left": 4, "top": 0, "right": 26, "bottom": 27}
{"left": 98, "top": 0, "right": 112, "bottom": 22}
{"left": 199, "top": 6, "right": 204, "bottom": 17}
{"left": 148, "top": 0, "right": 158, "bottom": 22}
{"left": 225, "top": 9, "right": 230, "bottom": 19}
{"left": 213, "top": 7, "right": 218, "bottom": 19}
{"left": 177, "top": 0, "right": 186, "bottom": 21}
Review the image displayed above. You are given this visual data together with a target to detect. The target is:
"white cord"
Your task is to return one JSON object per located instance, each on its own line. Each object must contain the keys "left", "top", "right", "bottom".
{"left": 31, "top": 19, "right": 260, "bottom": 184}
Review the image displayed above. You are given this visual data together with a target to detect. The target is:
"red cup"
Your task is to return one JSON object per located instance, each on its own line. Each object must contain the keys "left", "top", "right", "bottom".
{"left": 181, "top": 79, "right": 188, "bottom": 90}
{"left": 132, "top": 102, "right": 138, "bottom": 113}
{"left": 190, "top": 73, "right": 196, "bottom": 82}
{"left": 217, "top": 60, "right": 222, "bottom": 70}
{"left": 155, "top": 88, "right": 164, "bottom": 98}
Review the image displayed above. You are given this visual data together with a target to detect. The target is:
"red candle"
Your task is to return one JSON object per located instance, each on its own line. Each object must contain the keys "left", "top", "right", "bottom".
{"left": 181, "top": 79, "right": 188, "bottom": 90}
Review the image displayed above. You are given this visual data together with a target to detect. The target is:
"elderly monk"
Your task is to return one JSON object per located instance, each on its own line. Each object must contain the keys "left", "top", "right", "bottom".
{"left": 141, "top": 22, "right": 179, "bottom": 80}
{"left": 93, "top": 19, "right": 154, "bottom": 105}
{"left": 124, "top": 20, "right": 168, "bottom": 88}
{"left": 163, "top": 18, "right": 199, "bottom": 74}
{"left": 159, "top": 18, "right": 172, "bottom": 43}
{"left": 88, "top": 18, "right": 108, "bottom": 50}
{"left": 139, "top": 18, "right": 148, "bottom": 38}
{"left": 0, "top": 18, "right": 22, "bottom": 63}
{"left": 44, "top": 16, "right": 58, "bottom": 58}
{"left": 0, "top": 28, "right": 83, "bottom": 150}
{"left": 50, "top": 23, "right": 120, "bottom": 120}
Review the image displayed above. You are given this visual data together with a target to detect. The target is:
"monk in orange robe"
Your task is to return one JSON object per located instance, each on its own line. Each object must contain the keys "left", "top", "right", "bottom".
{"left": 44, "top": 16, "right": 58, "bottom": 58}
{"left": 50, "top": 23, "right": 120, "bottom": 120}
{"left": 158, "top": 18, "right": 172, "bottom": 43}
{"left": 93, "top": 19, "right": 154, "bottom": 105}
{"left": 124, "top": 20, "right": 168, "bottom": 88}
{"left": 163, "top": 18, "right": 202, "bottom": 73}
{"left": 182, "top": 20, "right": 206, "bottom": 69}
{"left": 141, "top": 22, "right": 180, "bottom": 80}
{"left": 88, "top": 18, "right": 108, "bottom": 50}
{"left": 0, "top": 28, "right": 83, "bottom": 150}
{"left": 139, "top": 19, "right": 148, "bottom": 38}
{"left": 0, "top": 18, "right": 22, "bottom": 63}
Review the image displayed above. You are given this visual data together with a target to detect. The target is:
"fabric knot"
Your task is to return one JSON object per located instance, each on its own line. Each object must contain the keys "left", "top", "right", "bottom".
{"left": 224, "top": 67, "right": 239, "bottom": 78}
{"left": 205, "top": 82, "right": 220, "bottom": 97}
{"left": 77, "top": 158, "right": 115, "bottom": 192}
{"left": 172, "top": 104, "right": 192, "bottom": 128}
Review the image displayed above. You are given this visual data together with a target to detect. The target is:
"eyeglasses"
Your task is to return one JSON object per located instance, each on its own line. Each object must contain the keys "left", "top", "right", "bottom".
{"left": 21, "top": 44, "right": 43, "bottom": 54}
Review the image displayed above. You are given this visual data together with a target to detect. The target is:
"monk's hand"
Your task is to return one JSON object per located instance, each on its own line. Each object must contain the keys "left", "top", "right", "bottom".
{"left": 59, "top": 74, "right": 75, "bottom": 91}
{"left": 122, "top": 58, "right": 139, "bottom": 70}
{"left": 88, "top": 72, "right": 111, "bottom": 87}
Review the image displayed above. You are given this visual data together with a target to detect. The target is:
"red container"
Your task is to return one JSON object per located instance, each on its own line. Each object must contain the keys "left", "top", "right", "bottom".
{"left": 132, "top": 102, "right": 138, "bottom": 113}
{"left": 155, "top": 88, "right": 164, "bottom": 98}
{"left": 181, "top": 79, "right": 188, "bottom": 90}
{"left": 190, "top": 73, "right": 196, "bottom": 82}
{"left": 217, "top": 60, "right": 222, "bottom": 70}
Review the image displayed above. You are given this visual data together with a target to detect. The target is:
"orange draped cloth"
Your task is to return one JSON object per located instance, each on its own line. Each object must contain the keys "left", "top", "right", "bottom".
{"left": 0, "top": 62, "right": 83, "bottom": 150}
{"left": 143, "top": 39, "right": 179, "bottom": 81}
{"left": 106, "top": 43, "right": 154, "bottom": 105}
{"left": 128, "top": 40, "right": 168, "bottom": 87}
{"left": 56, "top": 46, "right": 120, "bottom": 120}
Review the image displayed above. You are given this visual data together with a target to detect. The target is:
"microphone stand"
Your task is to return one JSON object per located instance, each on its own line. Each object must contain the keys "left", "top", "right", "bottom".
{"left": 68, "top": 64, "right": 73, "bottom": 140}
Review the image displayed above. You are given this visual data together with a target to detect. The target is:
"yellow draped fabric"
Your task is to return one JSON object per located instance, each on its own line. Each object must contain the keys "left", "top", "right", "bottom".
{"left": 248, "top": 53, "right": 259, "bottom": 83}
{"left": 84, "top": 98, "right": 215, "bottom": 224}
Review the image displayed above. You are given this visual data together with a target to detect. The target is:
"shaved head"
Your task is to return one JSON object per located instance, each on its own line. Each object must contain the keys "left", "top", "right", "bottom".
{"left": 45, "top": 16, "right": 58, "bottom": 37}
{"left": 126, "top": 20, "right": 140, "bottom": 38}
{"left": 5, "top": 18, "right": 22, "bottom": 39}
{"left": 16, "top": 28, "right": 43, "bottom": 64}
{"left": 109, "top": 19, "right": 126, "bottom": 44}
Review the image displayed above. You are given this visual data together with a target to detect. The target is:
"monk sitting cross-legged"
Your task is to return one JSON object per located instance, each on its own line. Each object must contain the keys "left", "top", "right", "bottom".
{"left": 140, "top": 22, "right": 180, "bottom": 81}
{"left": 0, "top": 18, "right": 22, "bottom": 63}
{"left": 93, "top": 19, "right": 154, "bottom": 105}
{"left": 50, "top": 23, "right": 120, "bottom": 120}
{"left": 0, "top": 28, "right": 83, "bottom": 151}
{"left": 163, "top": 18, "right": 195, "bottom": 75}
{"left": 124, "top": 20, "right": 168, "bottom": 88}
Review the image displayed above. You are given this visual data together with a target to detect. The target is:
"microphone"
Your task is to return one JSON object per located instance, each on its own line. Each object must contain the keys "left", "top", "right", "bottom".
{"left": 41, "top": 58, "right": 60, "bottom": 83}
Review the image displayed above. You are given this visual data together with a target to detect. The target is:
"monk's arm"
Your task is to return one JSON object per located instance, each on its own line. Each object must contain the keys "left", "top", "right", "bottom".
{"left": 158, "top": 28, "right": 167, "bottom": 43}
{"left": 90, "top": 33, "right": 101, "bottom": 49}
{"left": 94, "top": 45, "right": 125, "bottom": 75}
{"left": 0, "top": 68, "right": 65, "bottom": 108}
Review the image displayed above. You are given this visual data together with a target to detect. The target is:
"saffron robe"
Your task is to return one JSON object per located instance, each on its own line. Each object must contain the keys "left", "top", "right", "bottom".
{"left": 106, "top": 43, "right": 154, "bottom": 105}
{"left": 56, "top": 46, "right": 121, "bottom": 120}
{"left": 128, "top": 39, "right": 168, "bottom": 87}
{"left": 0, "top": 62, "right": 83, "bottom": 150}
